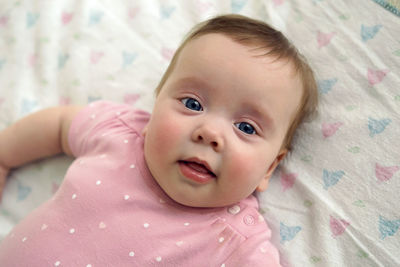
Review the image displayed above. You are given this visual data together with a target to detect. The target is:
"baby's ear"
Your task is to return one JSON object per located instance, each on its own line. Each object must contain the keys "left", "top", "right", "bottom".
{"left": 256, "top": 149, "right": 288, "bottom": 192}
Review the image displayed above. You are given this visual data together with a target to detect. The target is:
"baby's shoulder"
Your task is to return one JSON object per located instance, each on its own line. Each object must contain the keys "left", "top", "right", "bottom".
{"left": 219, "top": 200, "right": 271, "bottom": 239}
{"left": 82, "top": 100, "right": 150, "bottom": 134}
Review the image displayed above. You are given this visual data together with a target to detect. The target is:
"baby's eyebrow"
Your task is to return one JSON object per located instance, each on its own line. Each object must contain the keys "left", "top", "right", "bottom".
{"left": 173, "top": 76, "right": 209, "bottom": 90}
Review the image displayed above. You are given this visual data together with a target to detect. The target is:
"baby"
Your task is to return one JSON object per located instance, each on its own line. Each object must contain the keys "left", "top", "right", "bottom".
{"left": 0, "top": 14, "right": 317, "bottom": 266}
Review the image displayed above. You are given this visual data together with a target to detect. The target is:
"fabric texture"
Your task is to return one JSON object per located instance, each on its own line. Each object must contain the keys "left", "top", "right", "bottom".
{"left": 0, "top": 101, "right": 280, "bottom": 266}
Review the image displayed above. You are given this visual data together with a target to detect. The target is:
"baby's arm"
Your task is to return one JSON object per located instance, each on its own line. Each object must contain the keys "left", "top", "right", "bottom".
{"left": 0, "top": 106, "right": 82, "bottom": 199}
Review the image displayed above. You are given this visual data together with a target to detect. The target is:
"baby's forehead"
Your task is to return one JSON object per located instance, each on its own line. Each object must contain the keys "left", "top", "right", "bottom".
{"left": 186, "top": 32, "right": 298, "bottom": 73}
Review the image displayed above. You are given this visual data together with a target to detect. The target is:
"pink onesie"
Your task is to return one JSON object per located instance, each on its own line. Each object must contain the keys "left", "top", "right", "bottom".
{"left": 0, "top": 101, "right": 281, "bottom": 266}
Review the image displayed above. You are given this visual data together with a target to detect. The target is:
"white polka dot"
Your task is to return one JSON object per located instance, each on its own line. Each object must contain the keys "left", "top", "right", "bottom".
{"left": 101, "top": 133, "right": 107, "bottom": 137}
{"left": 143, "top": 223, "right": 149, "bottom": 228}
{"left": 41, "top": 224, "right": 48, "bottom": 230}
{"left": 129, "top": 251, "right": 135, "bottom": 257}
{"left": 124, "top": 140, "right": 129, "bottom": 144}
{"left": 156, "top": 256, "right": 162, "bottom": 262}
{"left": 221, "top": 264, "right": 226, "bottom": 267}
{"left": 54, "top": 261, "right": 61, "bottom": 266}
{"left": 86, "top": 264, "right": 92, "bottom": 267}
{"left": 130, "top": 164, "right": 135, "bottom": 169}
{"left": 219, "top": 237, "right": 224, "bottom": 243}
{"left": 96, "top": 180, "right": 101, "bottom": 185}
{"left": 124, "top": 195, "right": 130, "bottom": 200}
{"left": 22, "top": 237, "right": 27, "bottom": 242}
{"left": 99, "top": 154, "right": 107, "bottom": 158}
{"left": 90, "top": 114, "right": 96, "bottom": 119}
{"left": 72, "top": 193, "right": 77, "bottom": 199}
{"left": 116, "top": 111, "right": 121, "bottom": 115}
{"left": 184, "top": 222, "right": 190, "bottom": 226}
{"left": 159, "top": 198, "right": 165, "bottom": 204}
{"left": 260, "top": 247, "right": 267, "bottom": 253}
{"left": 176, "top": 241, "right": 184, "bottom": 247}
{"left": 228, "top": 205, "right": 240, "bottom": 215}
{"left": 99, "top": 222, "right": 106, "bottom": 229}
{"left": 69, "top": 228, "right": 75, "bottom": 234}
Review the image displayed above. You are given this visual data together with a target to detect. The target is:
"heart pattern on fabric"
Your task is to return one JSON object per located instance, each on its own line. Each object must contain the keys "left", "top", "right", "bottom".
{"left": 231, "top": 0, "right": 248, "bottom": 13}
{"left": 367, "top": 68, "right": 389, "bottom": 85}
{"left": 375, "top": 163, "right": 399, "bottom": 182}
{"left": 330, "top": 215, "right": 350, "bottom": 238}
{"left": 368, "top": 117, "right": 391, "bottom": 137}
{"left": 318, "top": 78, "right": 337, "bottom": 94}
{"left": 322, "top": 169, "right": 345, "bottom": 189}
{"left": 27, "top": 12, "right": 39, "bottom": 28}
{"left": 317, "top": 31, "right": 336, "bottom": 48}
{"left": 280, "top": 222, "right": 302, "bottom": 244}
{"left": 322, "top": 122, "right": 343, "bottom": 138}
{"left": 361, "top": 24, "right": 382, "bottom": 42}
{"left": 17, "top": 182, "right": 32, "bottom": 201}
{"left": 379, "top": 215, "right": 400, "bottom": 240}
{"left": 280, "top": 172, "right": 298, "bottom": 192}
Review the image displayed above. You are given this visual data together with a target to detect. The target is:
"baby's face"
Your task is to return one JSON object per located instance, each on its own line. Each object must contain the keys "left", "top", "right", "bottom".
{"left": 144, "top": 33, "right": 302, "bottom": 207}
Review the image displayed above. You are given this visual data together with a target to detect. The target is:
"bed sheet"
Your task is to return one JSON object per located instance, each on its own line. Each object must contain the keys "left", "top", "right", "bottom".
{"left": 0, "top": 0, "right": 399, "bottom": 266}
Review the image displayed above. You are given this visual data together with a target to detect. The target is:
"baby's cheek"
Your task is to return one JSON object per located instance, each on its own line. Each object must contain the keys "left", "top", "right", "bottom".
{"left": 227, "top": 149, "right": 268, "bottom": 189}
{"left": 227, "top": 152, "right": 254, "bottom": 182}
{"left": 152, "top": 116, "right": 182, "bottom": 154}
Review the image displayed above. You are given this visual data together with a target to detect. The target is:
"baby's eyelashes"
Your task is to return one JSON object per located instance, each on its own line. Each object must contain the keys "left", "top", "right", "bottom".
{"left": 180, "top": 97, "right": 260, "bottom": 135}
{"left": 181, "top": 97, "right": 203, "bottom": 111}
{"left": 234, "top": 122, "right": 257, "bottom": 135}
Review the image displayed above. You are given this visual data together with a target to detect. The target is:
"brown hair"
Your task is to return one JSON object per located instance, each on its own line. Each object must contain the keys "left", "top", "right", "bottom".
{"left": 155, "top": 14, "right": 318, "bottom": 151}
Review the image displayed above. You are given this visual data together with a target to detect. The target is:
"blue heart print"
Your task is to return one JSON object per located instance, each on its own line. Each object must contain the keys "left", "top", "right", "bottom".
{"left": 318, "top": 78, "right": 337, "bottom": 94}
{"left": 280, "top": 222, "right": 302, "bottom": 244}
{"left": 379, "top": 215, "right": 400, "bottom": 240}
{"left": 160, "top": 4, "right": 176, "bottom": 19}
{"left": 17, "top": 182, "right": 32, "bottom": 201}
{"left": 122, "top": 51, "right": 137, "bottom": 68}
{"left": 88, "top": 96, "right": 102, "bottom": 103}
{"left": 368, "top": 117, "right": 391, "bottom": 137}
{"left": 0, "top": 59, "right": 6, "bottom": 70}
{"left": 27, "top": 12, "right": 39, "bottom": 28}
{"left": 89, "top": 10, "right": 104, "bottom": 25}
{"left": 361, "top": 24, "right": 382, "bottom": 42}
{"left": 323, "top": 169, "right": 345, "bottom": 189}
{"left": 21, "top": 98, "right": 38, "bottom": 115}
{"left": 231, "top": 0, "right": 248, "bottom": 13}
{"left": 58, "top": 53, "right": 70, "bottom": 69}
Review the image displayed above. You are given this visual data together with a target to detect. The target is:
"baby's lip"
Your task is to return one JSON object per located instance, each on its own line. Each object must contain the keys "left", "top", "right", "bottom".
{"left": 179, "top": 157, "right": 216, "bottom": 177}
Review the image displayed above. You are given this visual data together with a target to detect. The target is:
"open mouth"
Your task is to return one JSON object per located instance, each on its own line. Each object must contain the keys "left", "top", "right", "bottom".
{"left": 178, "top": 160, "right": 216, "bottom": 177}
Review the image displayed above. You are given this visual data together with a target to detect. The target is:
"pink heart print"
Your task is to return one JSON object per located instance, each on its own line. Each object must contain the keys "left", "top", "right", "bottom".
{"left": 62, "top": 12, "right": 73, "bottom": 25}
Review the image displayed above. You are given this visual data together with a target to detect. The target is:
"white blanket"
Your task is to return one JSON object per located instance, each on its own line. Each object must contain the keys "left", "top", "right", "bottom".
{"left": 1, "top": 0, "right": 399, "bottom": 266}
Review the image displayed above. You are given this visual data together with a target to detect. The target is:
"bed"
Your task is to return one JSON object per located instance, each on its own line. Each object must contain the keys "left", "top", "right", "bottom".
{"left": 0, "top": 0, "right": 399, "bottom": 266}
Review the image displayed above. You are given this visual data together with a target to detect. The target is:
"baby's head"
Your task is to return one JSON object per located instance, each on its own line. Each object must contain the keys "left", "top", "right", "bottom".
{"left": 143, "top": 14, "right": 318, "bottom": 208}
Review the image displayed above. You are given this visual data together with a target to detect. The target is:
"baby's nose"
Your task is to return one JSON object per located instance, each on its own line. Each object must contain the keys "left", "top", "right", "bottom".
{"left": 192, "top": 124, "right": 224, "bottom": 152}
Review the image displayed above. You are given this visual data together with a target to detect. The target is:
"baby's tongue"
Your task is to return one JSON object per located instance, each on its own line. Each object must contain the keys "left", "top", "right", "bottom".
{"left": 186, "top": 162, "right": 209, "bottom": 174}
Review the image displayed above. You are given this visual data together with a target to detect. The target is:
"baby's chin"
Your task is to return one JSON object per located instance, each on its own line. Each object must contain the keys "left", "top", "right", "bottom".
{"left": 163, "top": 189, "right": 238, "bottom": 209}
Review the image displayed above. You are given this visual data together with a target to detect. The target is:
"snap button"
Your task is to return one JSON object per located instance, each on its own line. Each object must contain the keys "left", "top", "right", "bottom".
{"left": 243, "top": 215, "right": 255, "bottom": 226}
{"left": 228, "top": 205, "right": 241, "bottom": 215}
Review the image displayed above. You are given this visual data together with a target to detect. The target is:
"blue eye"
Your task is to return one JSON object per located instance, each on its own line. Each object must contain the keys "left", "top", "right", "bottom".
{"left": 181, "top": 98, "right": 203, "bottom": 111}
{"left": 235, "top": 122, "right": 256, "bottom": 135}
